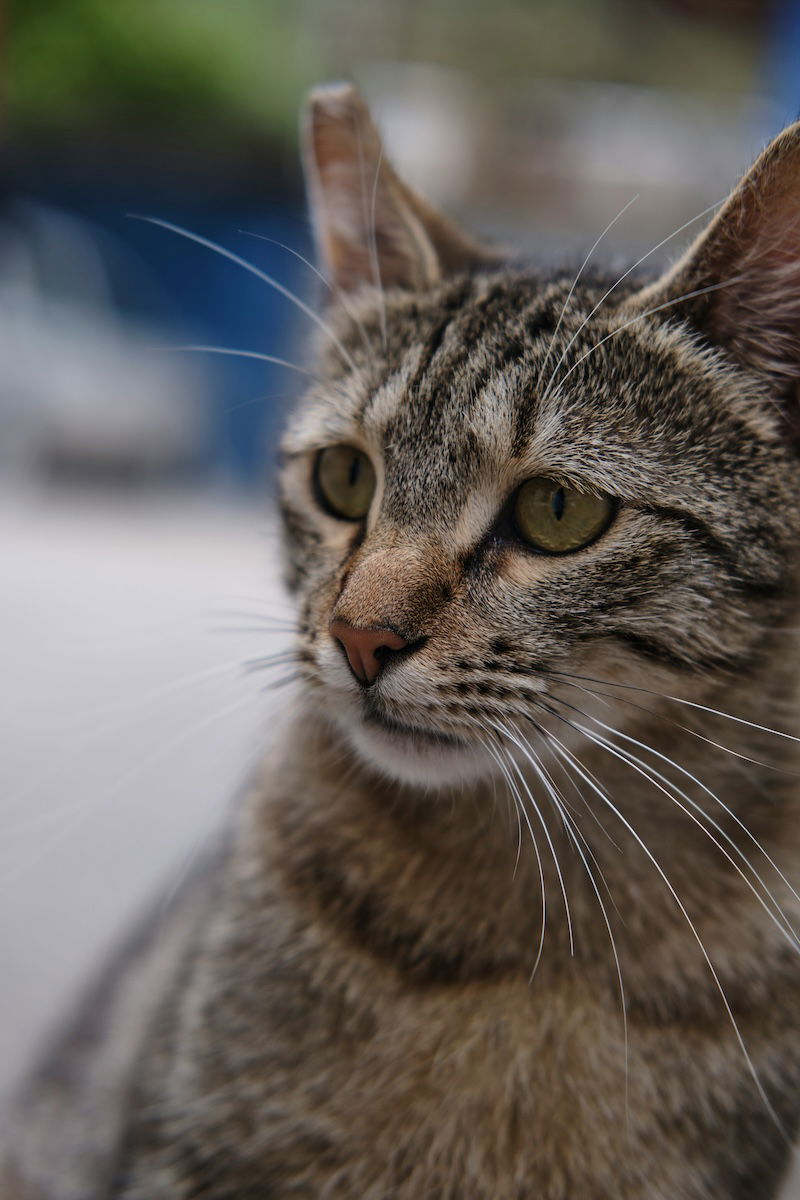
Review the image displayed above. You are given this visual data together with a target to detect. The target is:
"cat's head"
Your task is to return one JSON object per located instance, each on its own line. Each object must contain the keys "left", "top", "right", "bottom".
{"left": 279, "top": 83, "right": 800, "bottom": 789}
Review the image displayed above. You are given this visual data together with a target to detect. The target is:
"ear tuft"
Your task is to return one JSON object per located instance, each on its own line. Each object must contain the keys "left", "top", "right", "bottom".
{"left": 303, "top": 82, "right": 494, "bottom": 296}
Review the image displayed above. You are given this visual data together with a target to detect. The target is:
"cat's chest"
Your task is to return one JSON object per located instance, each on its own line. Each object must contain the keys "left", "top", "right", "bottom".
{"left": 170, "top": 967, "right": 618, "bottom": 1194}
{"left": 158, "top": 931, "right": 795, "bottom": 1200}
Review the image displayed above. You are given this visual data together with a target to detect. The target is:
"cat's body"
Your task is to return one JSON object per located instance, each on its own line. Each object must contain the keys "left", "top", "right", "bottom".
{"left": 5, "top": 86, "right": 800, "bottom": 1197}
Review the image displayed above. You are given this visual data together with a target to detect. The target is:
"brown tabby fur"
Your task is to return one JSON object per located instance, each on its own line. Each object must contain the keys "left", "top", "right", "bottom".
{"left": 4, "top": 85, "right": 800, "bottom": 1198}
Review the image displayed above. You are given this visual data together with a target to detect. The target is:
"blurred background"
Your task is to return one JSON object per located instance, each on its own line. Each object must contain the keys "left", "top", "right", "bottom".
{"left": 3, "top": 0, "right": 800, "bottom": 1097}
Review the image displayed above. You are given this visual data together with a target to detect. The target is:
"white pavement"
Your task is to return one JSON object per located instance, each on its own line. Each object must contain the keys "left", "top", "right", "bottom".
{"left": 0, "top": 487, "right": 292, "bottom": 1096}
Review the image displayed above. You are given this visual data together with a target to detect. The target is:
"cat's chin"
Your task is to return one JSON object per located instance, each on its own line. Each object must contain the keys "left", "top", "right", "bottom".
{"left": 330, "top": 711, "right": 496, "bottom": 790}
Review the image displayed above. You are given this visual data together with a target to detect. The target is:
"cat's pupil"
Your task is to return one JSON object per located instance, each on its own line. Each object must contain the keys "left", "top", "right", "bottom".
{"left": 552, "top": 488, "right": 566, "bottom": 521}
{"left": 348, "top": 456, "right": 360, "bottom": 488}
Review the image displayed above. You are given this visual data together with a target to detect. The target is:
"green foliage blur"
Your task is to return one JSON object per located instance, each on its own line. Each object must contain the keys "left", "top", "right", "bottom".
{"left": 9, "top": 0, "right": 758, "bottom": 148}
{"left": 9, "top": 0, "right": 325, "bottom": 142}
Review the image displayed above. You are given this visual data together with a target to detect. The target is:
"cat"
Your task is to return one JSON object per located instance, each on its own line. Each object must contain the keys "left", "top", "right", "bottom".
{"left": 3, "top": 81, "right": 800, "bottom": 1199}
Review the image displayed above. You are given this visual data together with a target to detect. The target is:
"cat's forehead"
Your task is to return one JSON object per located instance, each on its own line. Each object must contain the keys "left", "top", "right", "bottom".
{"left": 286, "top": 268, "right": 773, "bottom": 525}
{"left": 335, "top": 271, "right": 704, "bottom": 430}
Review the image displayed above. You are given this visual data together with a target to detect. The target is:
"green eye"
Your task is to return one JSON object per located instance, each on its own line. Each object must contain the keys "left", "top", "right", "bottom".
{"left": 513, "top": 477, "right": 613, "bottom": 554}
{"left": 315, "top": 445, "right": 376, "bottom": 520}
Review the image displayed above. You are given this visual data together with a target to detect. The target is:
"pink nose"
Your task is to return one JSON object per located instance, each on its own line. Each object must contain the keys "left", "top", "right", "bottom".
{"left": 329, "top": 621, "right": 408, "bottom": 685}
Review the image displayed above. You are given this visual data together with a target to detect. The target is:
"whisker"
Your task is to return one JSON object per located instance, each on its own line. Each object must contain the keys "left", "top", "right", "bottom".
{"left": 218, "top": 594, "right": 299, "bottom": 613}
{"left": 211, "top": 625, "right": 294, "bottom": 637}
{"left": 210, "top": 612, "right": 295, "bottom": 627}
{"left": 238, "top": 229, "right": 375, "bottom": 363}
{"left": 540, "top": 196, "right": 723, "bottom": 403}
{"left": 161, "top": 688, "right": 306, "bottom": 916}
{"left": 478, "top": 729, "right": 547, "bottom": 977}
{"left": 546, "top": 695, "right": 800, "bottom": 952}
{"left": 263, "top": 671, "right": 303, "bottom": 691}
{"left": 553, "top": 279, "right": 737, "bottom": 392}
{"left": 352, "top": 113, "right": 387, "bottom": 353}
{"left": 368, "top": 143, "right": 388, "bottom": 352}
{"left": 223, "top": 389, "right": 294, "bottom": 416}
{"left": 514, "top": 717, "right": 629, "bottom": 1118}
{"left": 243, "top": 650, "right": 302, "bottom": 674}
{"left": 548, "top": 669, "right": 800, "bottom": 746}
{"left": 535, "top": 193, "right": 639, "bottom": 390}
{"left": 2, "top": 689, "right": 265, "bottom": 882}
{"left": 206, "top": 608, "right": 297, "bottom": 637}
{"left": 489, "top": 717, "right": 575, "bottom": 957}
{"left": 548, "top": 675, "right": 800, "bottom": 914}
{"left": 567, "top": 687, "right": 800, "bottom": 905}
{"left": 477, "top": 733, "right": 521, "bottom": 874}
{"left": 536, "top": 718, "right": 623, "bottom": 854}
{"left": 129, "top": 215, "right": 359, "bottom": 373}
{"left": 514, "top": 720, "right": 623, "bottom": 902}
{"left": 480, "top": 726, "right": 524, "bottom": 877}
{"left": 2, "top": 661, "right": 260, "bottom": 825}
{"left": 64, "top": 661, "right": 254, "bottom": 733}
{"left": 162, "top": 344, "right": 321, "bottom": 381}
{"left": 536, "top": 701, "right": 788, "bottom": 1136}
{"left": 551, "top": 673, "right": 800, "bottom": 776}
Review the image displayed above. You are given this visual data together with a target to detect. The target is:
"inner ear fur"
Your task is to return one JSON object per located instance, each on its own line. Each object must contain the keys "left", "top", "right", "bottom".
{"left": 303, "top": 82, "right": 496, "bottom": 295}
{"left": 629, "top": 122, "right": 800, "bottom": 390}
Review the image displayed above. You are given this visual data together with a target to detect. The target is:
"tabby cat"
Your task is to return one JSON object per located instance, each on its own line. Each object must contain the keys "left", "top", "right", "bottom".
{"left": 4, "top": 83, "right": 800, "bottom": 1199}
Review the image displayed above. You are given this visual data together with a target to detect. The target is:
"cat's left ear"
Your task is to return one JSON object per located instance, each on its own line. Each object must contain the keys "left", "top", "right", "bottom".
{"left": 631, "top": 122, "right": 800, "bottom": 389}
{"left": 303, "top": 82, "right": 496, "bottom": 294}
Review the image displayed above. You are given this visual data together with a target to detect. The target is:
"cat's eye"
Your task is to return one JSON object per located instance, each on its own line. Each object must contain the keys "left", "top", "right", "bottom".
{"left": 315, "top": 445, "right": 376, "bottom": 520}
{"left": 513, "top": 477, "right": 613, "bottom": 554}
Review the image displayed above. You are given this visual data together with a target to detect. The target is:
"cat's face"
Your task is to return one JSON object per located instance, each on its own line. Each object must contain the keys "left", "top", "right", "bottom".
{"left": 278, "top": 86, "right": 800, "bottom": 788}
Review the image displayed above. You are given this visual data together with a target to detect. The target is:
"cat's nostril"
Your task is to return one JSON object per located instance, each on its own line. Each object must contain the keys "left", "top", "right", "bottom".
{"left": 329, "top": 620, "right": 409, "bottom": 686}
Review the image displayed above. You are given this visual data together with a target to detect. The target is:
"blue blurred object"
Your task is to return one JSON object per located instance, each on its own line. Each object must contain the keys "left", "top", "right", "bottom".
{"left": 0, "top": 200, "right": 210, "bottom": 483}
{"left": 766, "top": 0, "right": 800, "bottom": 128}
{"left": 8, "top": 164, "right": 312, "bottom": 488}
{"left": 123, "top": 205, "right": 312, "bottom": 487}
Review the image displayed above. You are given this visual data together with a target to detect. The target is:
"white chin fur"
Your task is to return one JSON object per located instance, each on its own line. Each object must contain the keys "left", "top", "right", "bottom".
{"left": 330, "top": 710, "right": 497, "bottom": 790}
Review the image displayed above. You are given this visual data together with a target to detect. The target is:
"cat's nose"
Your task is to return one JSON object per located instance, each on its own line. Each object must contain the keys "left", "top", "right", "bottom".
{"left": 329, "top": 620, "right": 408, "bottom": 686}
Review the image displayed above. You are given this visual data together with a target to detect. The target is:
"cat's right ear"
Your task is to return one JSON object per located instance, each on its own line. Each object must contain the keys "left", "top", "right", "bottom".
{"left": 303, "top": 83, "right": 495, "bottom": 295}
{"left": 632, "top": 121, "right": 800, "bottom": 391}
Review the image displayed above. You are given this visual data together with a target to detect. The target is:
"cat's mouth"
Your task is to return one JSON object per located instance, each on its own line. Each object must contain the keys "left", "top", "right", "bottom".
{"left": 322, "top": 689, "right": 494, "bottom": 788}
{"left": 361, "top": 705, "right": 466, "bottom": 749}
{"left": 317, "top": 655, "right": 496, "bottom": 786}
